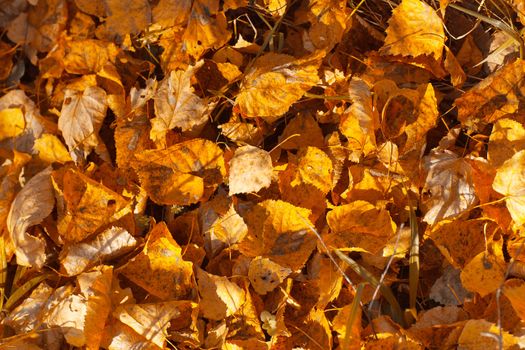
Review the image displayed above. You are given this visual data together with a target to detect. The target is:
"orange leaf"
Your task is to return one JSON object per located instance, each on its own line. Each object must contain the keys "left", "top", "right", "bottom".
{"left": 118, "top": 222, "right": 194, "bottom": 300}
{"left": 235, "top": 51, "right": 324, "bottom": 120}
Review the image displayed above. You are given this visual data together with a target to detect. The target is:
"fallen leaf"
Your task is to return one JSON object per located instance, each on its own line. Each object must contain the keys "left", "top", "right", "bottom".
{"left": 7, "top": 167, "right": 54, "bottom": 268}
{"left": 493, "top": 149, "right": 525, "bottom": 226}
{"left": 238, "top": 200, "right": 317, "bottom": 271}
{"left": 133, "top": 138, "right": 225, "bottom": 205}
{"left": 235, "top": 51, "right": 323, "bottom": 120}
{"left": 152, "top": 62, "right": 211, "bottom": 143}
{"left": 248, "top": 257, "right": 291, "bottom": 295}
{"left": 61, "top": 226, "right": 137, "bottom": 276}
{"left": 118, "top": 222, "right": 194, "bottom": 300}
{"left": 228, "top": 145, "right": 273, "bottom": 195}
{"left": 196, "top": 268, "right": 246, "bottom": 320}
{"left": 380, "top": 0, "right": 445, "bottom": 60}
{"left": 58, "top": 86, "right": 108, "bottom": 158}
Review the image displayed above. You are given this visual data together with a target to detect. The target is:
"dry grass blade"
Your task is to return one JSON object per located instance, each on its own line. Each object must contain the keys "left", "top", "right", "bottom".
{"left": 343, "top": 282, "right": 365, "bottom": 348}
{"left": 334, "top": 249, "right": 406, "bottom": 327}
{"left": 408, "top": 200, "right": 419, "bottom": 323}
{"left": 4, "top": 273, "right": 50, "bottom": 311}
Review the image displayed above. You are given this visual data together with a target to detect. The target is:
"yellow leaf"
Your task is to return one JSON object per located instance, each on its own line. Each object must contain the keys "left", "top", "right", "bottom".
{"left": 58, "top": 86, "right": 108, "bottom": 158}
{"left": 118, "top": 222, "right": 194, "bottom": 300}
{"left": 0, "top": 108, "right": 25, "bottom": 141}
{"left": 63, "top": 39, "right": 118, "bottom": 75}
{"left": 488, "top": 118, "right": 525, "bottom": 168}
{"left": 7, "top": 167, "right": 54, "bottom": 268}
{"left": 61, "top": 226, "right": 137, "bottom": 276}
{"left": 307, "top": 0, "right": 349, "bottom": 51}
{"left": 238, "top": 200, "right": 316, "bottom": 271}
{"left": 503, "top": 278, "right": 525, "bottom": 321}
{"left": 248, "top": 257, "right": 291, "bottom": 295}
{"left": 493, "top": 149, "right": 525, "bottom": 226}
{"left": 340, "top": 78, "right": 378, "bottom": 161}
{"left": 460, "top": 241, "right": 506, "bottom": 297}
{"left": 152, "top": 0, "right": 191, "bottom": 28}
{"left": 380, "top": 0, "right": 445, "bottom": 60}
{"left": 325, "top": 201, "right": 396, "bottom": 254}
{"left": 151, "top": 62, "right": 211, "bottom": 143}
{"left": 422, "top": 150, "right": 477, "bottom": 225}
{"left": 54, "top": 168, "right": 129, "bottom": 243}
{"left": 426, "top": 219, "right": 498, "bottom": 269}
{"left": 114, "top": 300, "right": 198, "bottom": 349}
{"left": 33, "top": 133, "right": 72, "bottom": 164}
{"left": 133, "top": 138, "right": 225, "bottom": 205}
{"left": 278, "top": 113, "right": 324, "bottom": 150}
{"left": 228, "top": 145, "right": 273, "bottom": 195}
{"left": 458, "top": 319, "right": 519, "bottom": 349}
{"left": 182, "top": 0, "right": 231, "bottom": 59}
{"left": 99, "top": 0, "right": 151, "bottom": 41}
{"left": 235, "top": 51, "right": 323, "bottom": 120}
{"left": 196, "top": 268, "right": 245, "bottom": 320}
{"left": 455, "top": 59, "right": 525, "bottom": 130}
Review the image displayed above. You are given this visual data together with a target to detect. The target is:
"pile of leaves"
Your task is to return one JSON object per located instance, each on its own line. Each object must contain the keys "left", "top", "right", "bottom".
{"left": 2, "top": 0, "right": 525, "bottom": 348}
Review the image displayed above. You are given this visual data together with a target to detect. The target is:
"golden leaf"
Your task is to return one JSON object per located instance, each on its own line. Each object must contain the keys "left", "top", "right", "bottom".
{"left": 325, "top": 200, "right": 396, "bottom": 254}
{"left": 235, "top": 51, "right": 323, "bottom": 119}
{"left": 54, "top": 168, "right": 129, "bottom": 243}
{"left": 426, "top": 219, "right": 498, "bottom": 269}
{"left": 0, "top": 108, "right": 25, "bottom": 141}
{"left": 455, "top": 59, "right": 525, "bottom": 130}
{"left": 151, "top": 62, "right": 211, "bottom": 143}
{"left": 33, "top": 133, "right": 72, "bottom": 164}
{"left": 340, "top": 78, "right": 378, "bottom": 161}
{"left": 7, "top": 167, "right": 54, "bottom": 268}
{"left": 488, "top": 118, "right": 525, "bottom": 168}
{"left": 492, "top": 149, "right": 525, "bottom": 226}
{"left": 229, "top": 145, "right": 273, "bottom": 195}
{"left": 58, "top": 86, "right": 108, "bottom": 158}
{"left": 248, "top": 257, "right": 291, "bottom": 295}
{"left": 380, "top": 0, "right": 445, "bottom": 60}
{"left": 182, "top": 0, "right": 231, "bottom": 59}
{"left": 118, "top": 222, "right": 194, "bottom": 300}
{"left": 133, "top": 138, "right": 225, "bottom": 205}
{"left": 278, "top": 113, "right": 324, "bottom": 150}
{"left": 196, "top": 268, "right": 246, "bottom": 320}
{"left": 460, "top": 241, "right": 506, "bottom": 297}
{"left": 238, "top": 200, "right": 317, "bottom": 271}
{"left": 458, "top": 319, "right": 519, "bottom": 349}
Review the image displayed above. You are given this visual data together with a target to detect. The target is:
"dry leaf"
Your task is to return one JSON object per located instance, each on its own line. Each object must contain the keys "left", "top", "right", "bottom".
{"left": 423, "top": 151, "right": 477, "bottom": 225}
{"left": 325, "top": 200, "right": 396, "bottom": 254}
{"left": 460, "top": 241, "right": 506, "bottom": 297}
{"left": 238, "top": 200, "right": 317, "bottom": 271}
{"left": 61, "top": 226, "right": 137, "bottom": 276}
{"left": 493, "top": 149, "right": 525, "bottom": 226}
{"left": 54, "top": 168, "right": 129, "bottom": 243}
{"left": 58, "top": 86, "right": 108, "bottom": 158}
{"left": 248, "top": 257, "right": 291, "bottom": 295}
{"left": 228, "top": 145, "right": 273, "bottom": 195}
{"left": 235, "top": 51, "right": 323, "bottom": 120}
{"left": 133, "top": 138, "right": 225, "bottom": 205}
{"left": 7, "top": 167, "right": 54, "bottom": 268}
{"left": 380, "top": 0, "right": 445, "bottom": 60}
{"left": 118, "top": 222, "right": 194, "bottom": 300}
{"left": 196, "top": 268, "right": 246, "bottom": 320}
{"left": 152, "top": 62, "right": 211, "bottom": 143}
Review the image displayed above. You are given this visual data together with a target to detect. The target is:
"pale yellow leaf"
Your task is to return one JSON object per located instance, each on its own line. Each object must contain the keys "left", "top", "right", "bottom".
{"left": 7, "top": 167, "right": 54, "bottom": 268}
{"left": 228, "top": 145, "right": 273, "bottom": 195}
